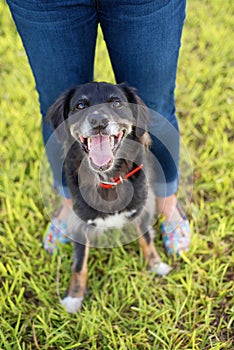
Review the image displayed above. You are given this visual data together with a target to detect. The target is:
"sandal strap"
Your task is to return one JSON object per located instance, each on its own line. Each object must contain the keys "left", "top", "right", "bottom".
{"left": 160, "top": 203, "right": 191, "bottom": 255}
{"left": 43, "top": 218, "right": 70, "bottom": 254}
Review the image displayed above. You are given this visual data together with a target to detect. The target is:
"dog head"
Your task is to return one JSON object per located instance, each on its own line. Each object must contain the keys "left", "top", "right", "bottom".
{"left": 47, "top": 82, "right": 150, "bottom": 172}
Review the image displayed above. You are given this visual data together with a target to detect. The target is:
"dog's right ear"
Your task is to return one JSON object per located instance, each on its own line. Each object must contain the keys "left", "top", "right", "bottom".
{"left": 46, "top": 88, "right": 76, "bottom": 141}
{"left": 117, "top": 82, "right": 150, "bottom": 138}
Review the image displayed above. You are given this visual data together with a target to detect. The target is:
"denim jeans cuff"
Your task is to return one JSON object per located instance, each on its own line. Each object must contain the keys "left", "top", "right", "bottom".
{"left": 152, "top": 179, "right": 178, "bottom": 198}
{"left": 53, "top": 182, "right": 71, "bottom": 199}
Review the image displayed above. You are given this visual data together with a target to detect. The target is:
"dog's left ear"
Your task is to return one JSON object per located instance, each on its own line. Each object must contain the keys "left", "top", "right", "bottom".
{"left": 118, "top": 82, "right": 150, "bottom": 138}
{"left": 46, "top": 88, "right": 76, "bottom": 141}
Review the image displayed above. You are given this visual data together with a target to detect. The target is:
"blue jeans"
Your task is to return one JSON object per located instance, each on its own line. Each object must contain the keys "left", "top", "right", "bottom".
{"left": 7, "top": 0, "right": 186, "bottom": 198}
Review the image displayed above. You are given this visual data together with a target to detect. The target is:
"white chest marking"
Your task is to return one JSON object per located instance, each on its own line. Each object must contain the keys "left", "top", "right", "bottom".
{"left": 87, "top": 209, "right": 137, "bottom": 229}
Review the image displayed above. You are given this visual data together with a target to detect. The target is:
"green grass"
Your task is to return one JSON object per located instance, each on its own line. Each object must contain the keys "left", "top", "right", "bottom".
{"left": 0, "top": 0, "right": 233, "bottom": 349}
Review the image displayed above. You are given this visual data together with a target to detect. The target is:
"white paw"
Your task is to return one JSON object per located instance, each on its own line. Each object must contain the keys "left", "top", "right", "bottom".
{"left": 61, "top": 296, "right": 83, "bottom": 313}
{"left": 150, "top": 262, "right": 172, "bottom": 276}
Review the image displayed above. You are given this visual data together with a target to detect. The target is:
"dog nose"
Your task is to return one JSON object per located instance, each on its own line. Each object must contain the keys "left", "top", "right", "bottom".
{"left": 88, "top": 114, "right": 109, "bottom": 129}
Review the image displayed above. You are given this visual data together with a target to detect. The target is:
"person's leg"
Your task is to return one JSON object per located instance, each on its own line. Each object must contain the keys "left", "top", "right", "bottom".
{"left": 99, "top": 0, "right": 190, "bottom": 253}
{"left": 7, "top": 0, "right": 99, "bottom": 251}
{"left": 7, "top": 0, "right": 98, "bottom": 199}
{"left": 99, "top": 0, "right": 185, "bottom": 196}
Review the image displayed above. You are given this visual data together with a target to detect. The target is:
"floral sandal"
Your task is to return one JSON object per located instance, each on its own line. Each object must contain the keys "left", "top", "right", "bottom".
{"left": 160, "top": 203, "right": 191, "bottom": 255}
{"left": 43, "top": 217, "right": 71, "bottom": 254}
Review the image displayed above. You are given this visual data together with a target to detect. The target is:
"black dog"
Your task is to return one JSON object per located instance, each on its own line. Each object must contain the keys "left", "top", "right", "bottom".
{"left": 47, "top": 82, "right": 171, "bottom": 313}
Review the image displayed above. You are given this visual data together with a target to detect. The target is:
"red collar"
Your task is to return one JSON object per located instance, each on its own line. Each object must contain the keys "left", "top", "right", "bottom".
{"left": 99, "top": 164, "right": 143, "bottom": 189}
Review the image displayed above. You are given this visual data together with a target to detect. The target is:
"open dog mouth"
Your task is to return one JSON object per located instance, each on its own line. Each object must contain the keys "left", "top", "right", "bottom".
{"left": 78, "top": 131, "right": 125, "bottom": 171}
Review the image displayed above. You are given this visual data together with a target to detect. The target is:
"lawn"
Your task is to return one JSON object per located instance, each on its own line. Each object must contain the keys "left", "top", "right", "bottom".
{"left": 0, "top": 0, "right": 233, "bottom": 349}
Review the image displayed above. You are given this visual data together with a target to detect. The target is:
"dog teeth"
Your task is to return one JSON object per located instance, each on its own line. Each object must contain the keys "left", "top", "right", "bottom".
{"left": 110, "top": 136, "right": 115, "bottom": 148}
{"left": 87, "top": 137, "right": 91, "bottom": 150}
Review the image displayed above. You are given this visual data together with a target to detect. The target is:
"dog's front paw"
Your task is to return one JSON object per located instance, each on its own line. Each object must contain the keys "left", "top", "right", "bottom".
{"left": 150, "top": 262, "right": 172, "bottom": 276}
{"left": 61, "top": 296, "right": 83, "bottom": 313}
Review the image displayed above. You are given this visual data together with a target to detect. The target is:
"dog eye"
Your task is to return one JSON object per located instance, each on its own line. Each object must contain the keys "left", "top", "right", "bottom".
{"left": 112, "top": 100, "right": 123, "bottom": 109}
{"left": 75, "top": 102, "right": 86, "bottom": 110}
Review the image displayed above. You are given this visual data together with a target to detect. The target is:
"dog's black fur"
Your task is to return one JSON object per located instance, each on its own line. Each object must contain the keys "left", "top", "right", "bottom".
{"left": 47, "top": 82, "right": 171, "bottom": 313}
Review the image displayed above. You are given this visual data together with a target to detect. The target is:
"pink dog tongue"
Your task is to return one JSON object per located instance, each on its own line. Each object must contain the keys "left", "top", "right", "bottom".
{"left": 89, "top": 135, "right": 113, "bottom": 167}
